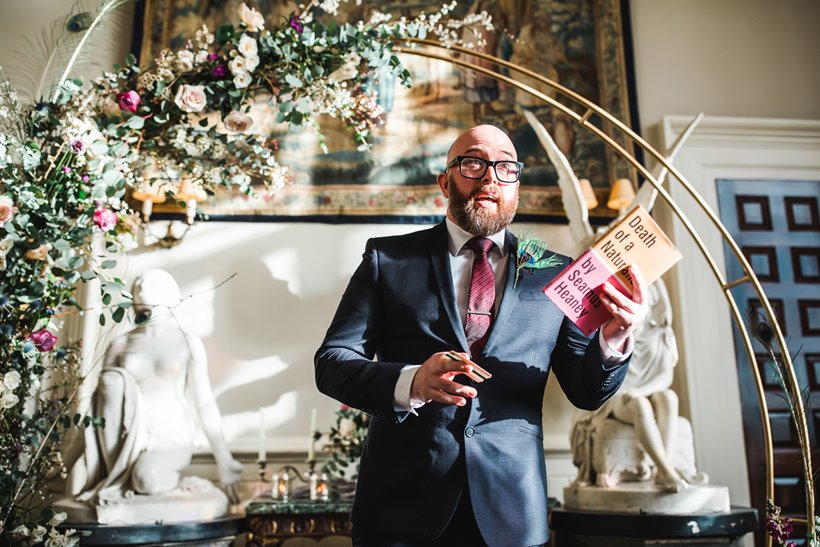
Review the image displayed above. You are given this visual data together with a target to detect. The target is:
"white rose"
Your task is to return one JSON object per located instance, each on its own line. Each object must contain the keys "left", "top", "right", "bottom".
{"left": 244, "top": 54, "right": 260, "bottom": 73}
{"left": 44, "top": 528, "right": 78, "bottom": 547}
{"left": 239, "top": 3, "right": 265, "bottom": 32}
{"left": 233, "top": 72, "right": 252, "bottom": 89}
{"left": 228, "top": 56, "right": 247, "bottom": 75}
{"left": 157, "top": 68, "right": 175, "bottom": 83}
{"left": 174, "top": 50, "right": 195, "bottom": 72}
{"left": 4, "top": 370, "right": 21, "bottom": 390}
{"left": 338, "top": 418, "right": 356, "bottom": 438}
{"left": 10, "top": 525, "right": 29, "bottom": 538}
{"left": 174, "top": 84, "right": 207, "bottom": 113}
{"left": 1, "top": 391, "right": 19, "bottom": 409}
{"left": 237, "top": 34, "right": 258, "bottom": 58}
{"left": 223, "top": 111, "right": 254, "bottom": 133}
{"left": 195, "top": 50, "right": 209, "bottom": 64}
{"left": 49, "top": 512, "right": 68, "bottom": 526}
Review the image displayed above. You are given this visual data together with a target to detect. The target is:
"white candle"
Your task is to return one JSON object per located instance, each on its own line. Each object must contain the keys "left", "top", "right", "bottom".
{"left": 307, "top": 408, "right": 317, "bottom": 461}
{"left": 258, "top": 408, "right": 266, "bottom": 462}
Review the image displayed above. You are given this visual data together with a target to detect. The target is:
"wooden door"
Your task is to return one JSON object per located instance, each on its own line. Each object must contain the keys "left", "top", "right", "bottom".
{"left": 716, "top": 179, "right": 820, "bottom": 545}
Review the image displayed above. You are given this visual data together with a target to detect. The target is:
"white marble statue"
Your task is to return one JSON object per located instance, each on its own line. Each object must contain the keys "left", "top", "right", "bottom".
{"left": 522, "top": 111, "right": 729, "bottom": 512}
{"left": 57, "top": 269, "right": 242, "bottom": 524}
{"left": 568, "top": 278, "right": 696, "bottom": 491}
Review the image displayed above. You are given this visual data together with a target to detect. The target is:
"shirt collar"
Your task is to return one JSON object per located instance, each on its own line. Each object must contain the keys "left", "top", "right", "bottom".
{"left": 444, "top": 217, "right": 508, "bottom": 257}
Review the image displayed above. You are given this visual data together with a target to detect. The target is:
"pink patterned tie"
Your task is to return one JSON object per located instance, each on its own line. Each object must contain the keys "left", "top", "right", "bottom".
{"left": 465, "top": 237, "right": 496, "bottom": 356}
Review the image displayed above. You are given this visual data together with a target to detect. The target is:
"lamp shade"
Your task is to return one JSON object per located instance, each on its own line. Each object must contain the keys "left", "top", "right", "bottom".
{"left": 607, "top": 178, "right": 636, "bottom": 211}
{"left": 132, "top": 180, "right": 169, "bottom": 222}
{"left": 175, "top": 177, "right": 207, "bottom": 203}
{"left": 578, "top": 178, "right": 598, "bottom": 210}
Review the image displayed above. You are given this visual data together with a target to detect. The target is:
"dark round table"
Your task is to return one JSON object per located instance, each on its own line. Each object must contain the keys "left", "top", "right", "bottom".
{"left": 550, "top": 506, "right": 758, "bottom": 546}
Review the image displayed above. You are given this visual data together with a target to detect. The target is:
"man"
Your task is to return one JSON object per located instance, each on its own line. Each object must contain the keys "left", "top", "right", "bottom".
{"left": 315, "top": 125, "right": 646, "bottom": 546}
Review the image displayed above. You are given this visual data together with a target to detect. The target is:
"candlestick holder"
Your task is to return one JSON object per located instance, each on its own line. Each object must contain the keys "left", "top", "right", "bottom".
{"left": 257, "top": 460, "right": 268, "bottom": 483}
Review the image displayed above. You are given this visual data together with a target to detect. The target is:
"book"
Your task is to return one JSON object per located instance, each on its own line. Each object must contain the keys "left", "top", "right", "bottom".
{"left": 541, "top": 204, "right": 682, "bottom": 336}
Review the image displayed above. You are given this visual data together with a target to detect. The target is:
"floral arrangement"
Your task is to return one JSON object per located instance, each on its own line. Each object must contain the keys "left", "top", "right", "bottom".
{"left": 0, "top": 0, "right": 492, "bottom": 541}
{"left": 320, "top": 405, "right": 370, "bottom": 481}
{"left": 767, "top": 500, "right": 797, "bottom": 547}
{"left": 751, "top": 311, "right": 818, "bottom": 545}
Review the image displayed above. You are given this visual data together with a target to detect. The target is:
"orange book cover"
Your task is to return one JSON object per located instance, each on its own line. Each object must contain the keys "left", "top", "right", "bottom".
{"left": 542, "top": 204, "right": 682, "bottom": 335}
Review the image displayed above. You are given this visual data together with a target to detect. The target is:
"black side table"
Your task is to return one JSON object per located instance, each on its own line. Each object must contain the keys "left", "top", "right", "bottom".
{"left": 550, "top": 506, "right": 758, "bottom": 547}
{"left": 61, "top": 516, "right": 245, "bottom": 546}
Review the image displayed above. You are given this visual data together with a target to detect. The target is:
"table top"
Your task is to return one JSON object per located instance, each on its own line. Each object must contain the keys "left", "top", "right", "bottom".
{"left": 550, "top": 506, "right": 758, "bottom": 539}
{"left": 59, "top": 516, "right": 246, "bottom": 545}
{"left": 245, "top": 496, "right": 353, "bottom": 516}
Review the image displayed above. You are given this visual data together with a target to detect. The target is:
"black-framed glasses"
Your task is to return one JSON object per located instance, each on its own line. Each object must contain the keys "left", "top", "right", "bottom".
{"left": 445, "top": 155, "right": 524, "bottom": 184}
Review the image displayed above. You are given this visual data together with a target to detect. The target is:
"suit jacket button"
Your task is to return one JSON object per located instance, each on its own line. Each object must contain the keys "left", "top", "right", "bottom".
{"left": 465, "top": 426, "right": 475, "bottom": 438}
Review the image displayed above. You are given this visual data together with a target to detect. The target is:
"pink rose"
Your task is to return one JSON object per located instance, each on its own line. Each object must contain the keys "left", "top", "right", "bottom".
{"left": 223, "top": 111, "right": 253, "bottom": 133}
{"left": 116, "top": 90, "right": 141, "bottom": 113}
{"left": 93, "top": 208, "right": 118, "bottom": 232}
{"left": 30, "top": 329, "right": 57, "bottom": 352}
{"left": 0, "top": 195, "right": 16, "bottom": 225}
{"left": 174, "top": 84, "right": 207, "bottom": 113}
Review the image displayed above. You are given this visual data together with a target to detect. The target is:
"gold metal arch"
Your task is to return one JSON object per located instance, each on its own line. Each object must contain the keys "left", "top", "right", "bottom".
{"left": 395, "top": 38, "right": 814, "bottom": 543}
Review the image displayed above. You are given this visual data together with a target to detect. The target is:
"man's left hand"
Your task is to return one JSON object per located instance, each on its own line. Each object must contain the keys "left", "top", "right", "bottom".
{"left": 599, "top": 265, "right": 649, "bottom": 353}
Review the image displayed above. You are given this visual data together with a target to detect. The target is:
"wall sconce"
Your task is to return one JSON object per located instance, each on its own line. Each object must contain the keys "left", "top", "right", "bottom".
{"left": 131, "top": 181, "right": 168, "bottom": 222}
{"left": 578, "top": 178, "right": 598, "bottom": 210}
{"left": 607, "top": 177, "right": 636, "bottom": 215}
{"left": 131, "top": 173, "right": 208, "bottom": 250}
{"left": 175, "top": 177, "right": 207, "bottom": 225}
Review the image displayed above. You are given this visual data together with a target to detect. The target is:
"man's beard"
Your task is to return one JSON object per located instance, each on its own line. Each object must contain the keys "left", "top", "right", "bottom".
{"left": 448, "top": 176, "right": 518, "bottom": 237}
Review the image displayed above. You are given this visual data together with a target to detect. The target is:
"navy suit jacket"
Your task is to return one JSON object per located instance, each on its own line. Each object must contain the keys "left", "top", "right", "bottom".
{"left": 315, "top": 223, "right": 629, "bottom": 547}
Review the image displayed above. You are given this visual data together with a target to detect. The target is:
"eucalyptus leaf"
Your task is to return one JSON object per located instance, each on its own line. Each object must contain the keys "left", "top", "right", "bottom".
{"left": 112, "top": 306, "right": 125, "bottom": 323}
{"left": 285, "top": 73, "right": 303, "bottom": 88}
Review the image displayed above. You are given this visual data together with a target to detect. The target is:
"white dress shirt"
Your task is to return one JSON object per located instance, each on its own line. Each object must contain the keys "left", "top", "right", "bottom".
{"left": 392, "top": 219, "right": 631, "bottom": 412}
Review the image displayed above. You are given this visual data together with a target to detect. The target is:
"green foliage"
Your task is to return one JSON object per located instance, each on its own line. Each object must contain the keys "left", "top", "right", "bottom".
{"left": 320, "top": 406, "right": 370, "bottom": 481}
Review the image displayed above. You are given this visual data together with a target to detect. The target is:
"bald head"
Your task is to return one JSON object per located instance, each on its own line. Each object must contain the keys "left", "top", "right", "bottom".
{"left": 446, "top": 125, "right": 517, "bottom": 165}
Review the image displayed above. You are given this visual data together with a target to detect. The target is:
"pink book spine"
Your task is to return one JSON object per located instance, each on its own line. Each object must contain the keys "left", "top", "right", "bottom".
{"left": 542, "top": 249, "right": 632, "bottom": 336}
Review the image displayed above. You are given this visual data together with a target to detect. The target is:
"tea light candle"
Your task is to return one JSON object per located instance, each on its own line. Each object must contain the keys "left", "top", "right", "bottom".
{"left": 272, "top": 471, "right": 290, "bottom": 501}
{"left": 317, "top": 473, "right": 330, "bottom": 501}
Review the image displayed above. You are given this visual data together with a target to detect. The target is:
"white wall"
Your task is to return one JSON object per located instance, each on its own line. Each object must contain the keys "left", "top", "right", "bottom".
{"left": 630, "top": 0, "right": 820, "bottom": 136}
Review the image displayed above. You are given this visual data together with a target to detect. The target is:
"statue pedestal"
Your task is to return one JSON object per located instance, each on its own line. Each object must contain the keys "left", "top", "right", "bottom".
{"left": 58, "top": 516, "right": 244, "bottom": 546}
{"left": 55, "top": 476, "right": 229, "bottom": 525}
{"left": 563, "top": 482, "right": 730, "bottom": 514}
{"left": 550, "top": 506, "right": 758, "bottom": 547}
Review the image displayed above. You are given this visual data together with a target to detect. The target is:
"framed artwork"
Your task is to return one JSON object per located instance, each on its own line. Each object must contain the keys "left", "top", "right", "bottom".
{"left": 134, "top": 0, "right": 637, "bottom": 223}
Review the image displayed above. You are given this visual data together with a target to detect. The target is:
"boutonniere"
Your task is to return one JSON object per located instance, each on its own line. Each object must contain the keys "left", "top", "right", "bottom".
{"left": 514, "top": 230, "right": 563, "bottom": 289}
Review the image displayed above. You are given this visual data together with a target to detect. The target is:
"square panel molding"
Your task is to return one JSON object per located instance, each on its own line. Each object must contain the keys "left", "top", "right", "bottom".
{"left": 660, "top": 115, "right": 820, "bottom": 507}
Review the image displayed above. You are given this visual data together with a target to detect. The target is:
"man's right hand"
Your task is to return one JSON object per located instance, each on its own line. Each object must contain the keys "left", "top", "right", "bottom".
{"left": 409, "top": 351, "right": 479, "bottom": 406}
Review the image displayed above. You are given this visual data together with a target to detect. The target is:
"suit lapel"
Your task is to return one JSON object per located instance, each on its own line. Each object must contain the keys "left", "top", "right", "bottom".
{"left": 482, "top": 230, "right": 519, "bottom": 356}
{"left": 428, "top": 223, "right": 470, "bottom": 353}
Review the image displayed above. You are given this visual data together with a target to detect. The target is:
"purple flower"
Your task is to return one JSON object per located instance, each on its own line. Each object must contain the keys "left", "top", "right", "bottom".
{"left": 82, "top": 175, "right": 90, "bottom": 182}
{"left": 69, "top": 138, "right": 85, "bottom": 153}
{"left": 93, "top": 207, "right": 118, "bottom": 232}
{"left": 289, "top": 16, "right": 303, "bottom": 34}
{"left": 30, "top": 329, "right": 57, "bottom": 352}
{"left": 62, "top": 166, "right": 71, "bottom": 174}
{"left": 211, "top": 64, "right": 228, "bottom": 78}
{"left": 207, "top": 52, "right": 220, "bottom": 61}
{"left": 116, "top": 90, "right": 141, "bottom": 113}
